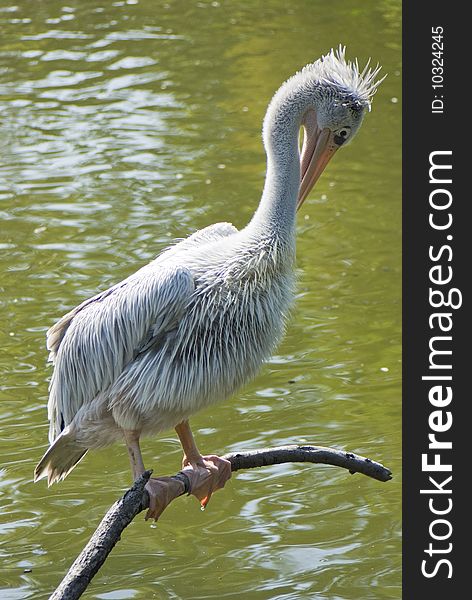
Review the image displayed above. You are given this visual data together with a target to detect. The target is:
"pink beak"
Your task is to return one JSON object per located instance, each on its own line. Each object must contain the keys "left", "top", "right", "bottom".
{"left": 297, "top": 110, "right": 338, "bottom": 210}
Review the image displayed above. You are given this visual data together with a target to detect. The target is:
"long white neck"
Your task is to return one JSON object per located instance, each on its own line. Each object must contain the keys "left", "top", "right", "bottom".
{"left": 245, "top": 83, "right": 305, "bottom": 242}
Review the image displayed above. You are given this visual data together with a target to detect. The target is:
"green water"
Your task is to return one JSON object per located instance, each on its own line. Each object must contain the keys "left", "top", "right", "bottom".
{"left": 0, "top": 1, "right": 401, "bottom": 598}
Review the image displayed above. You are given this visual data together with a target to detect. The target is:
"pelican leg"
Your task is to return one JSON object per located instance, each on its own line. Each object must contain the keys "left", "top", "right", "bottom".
{"left": 123, "top": 429, "right": 184, "bottom": 521}
{"left": 123, "top": 429, "right": 145, "bottom": 480}
{"left": 175, "top": 420, "right": 232, "bottom": 508}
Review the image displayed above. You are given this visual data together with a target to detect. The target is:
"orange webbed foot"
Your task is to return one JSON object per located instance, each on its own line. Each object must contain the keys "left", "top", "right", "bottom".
{"left": 144, "top": 476, "right": 184, "bottom": 521}
{"left": 182, "top": 454, "right": 232, "bottom": 508}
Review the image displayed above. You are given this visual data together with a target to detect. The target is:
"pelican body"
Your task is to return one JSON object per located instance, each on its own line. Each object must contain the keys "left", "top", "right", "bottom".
{"left": 45, "top": 223, "right": 293, "bottom": 446}
{"left": 35, "top": 48, "right": 383, "bottom": 518}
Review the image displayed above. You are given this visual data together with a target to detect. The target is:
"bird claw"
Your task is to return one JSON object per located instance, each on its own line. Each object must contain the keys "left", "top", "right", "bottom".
{"left": 144, "top": 476, "right": 183, "bottom": 522}
{"left": 144, "top": 455, "right": 232, "bottom": 521}
{"left": 181, "top": 454, "right": 232, "bottom": 508}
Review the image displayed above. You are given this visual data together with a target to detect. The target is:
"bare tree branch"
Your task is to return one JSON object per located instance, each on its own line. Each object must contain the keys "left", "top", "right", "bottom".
{"left": 225, "top": 445, "right": 392, "bottom": 481}
{"left": 49, "top": 445, "right": 392, "bottom": 600}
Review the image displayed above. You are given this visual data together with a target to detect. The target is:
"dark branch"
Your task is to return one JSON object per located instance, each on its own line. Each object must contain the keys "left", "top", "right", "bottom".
{"left": 49, "top": 471, "right": 152, "bottom": 600}
{"left": 224, "top": 445, "right": 392, "bottom": 482}
{"left": 49, "top": 445, "right": 391, "bottom": 600}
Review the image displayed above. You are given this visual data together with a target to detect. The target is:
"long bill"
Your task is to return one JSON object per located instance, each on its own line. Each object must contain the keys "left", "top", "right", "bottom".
{"left": 297, "top": 125, "right": 338, "bottom": 210}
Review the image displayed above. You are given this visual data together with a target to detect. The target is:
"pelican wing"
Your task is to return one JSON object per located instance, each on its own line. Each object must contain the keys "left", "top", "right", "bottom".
{"left": 45, "top": 222, "right": 237, "bottom": 360}
{"left": 159, "top": 222, "right": 238, "bottom": 260}
{"left": 46, "top": 264, "right": 194, "bottom": 443}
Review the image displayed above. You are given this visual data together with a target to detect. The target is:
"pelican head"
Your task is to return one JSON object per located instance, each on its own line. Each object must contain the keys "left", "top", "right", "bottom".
{"left": 263, "top": 46, "right": 384, "bottom": 209}
{"left": 297, "top": 47, "right": 384, "bottom": 207}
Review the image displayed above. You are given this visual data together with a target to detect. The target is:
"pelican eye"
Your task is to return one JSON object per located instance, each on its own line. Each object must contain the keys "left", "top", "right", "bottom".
{"left": 334, "top": 127, "right": 351, "bottom": 146}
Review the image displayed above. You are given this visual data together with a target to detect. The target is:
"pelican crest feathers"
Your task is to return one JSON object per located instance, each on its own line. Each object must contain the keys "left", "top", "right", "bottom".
{"left": 302, "top": 45, "right": 386, "bottom": 109}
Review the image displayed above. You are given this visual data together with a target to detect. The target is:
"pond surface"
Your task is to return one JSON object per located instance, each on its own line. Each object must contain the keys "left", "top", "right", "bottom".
{"left": 0, "top": 1, "right": 401, "bottom": 598}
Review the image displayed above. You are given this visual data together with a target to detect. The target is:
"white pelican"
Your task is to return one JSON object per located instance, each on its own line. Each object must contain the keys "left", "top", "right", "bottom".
{"left": 35, "top": 48, "right": 383, "bottom": 520}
